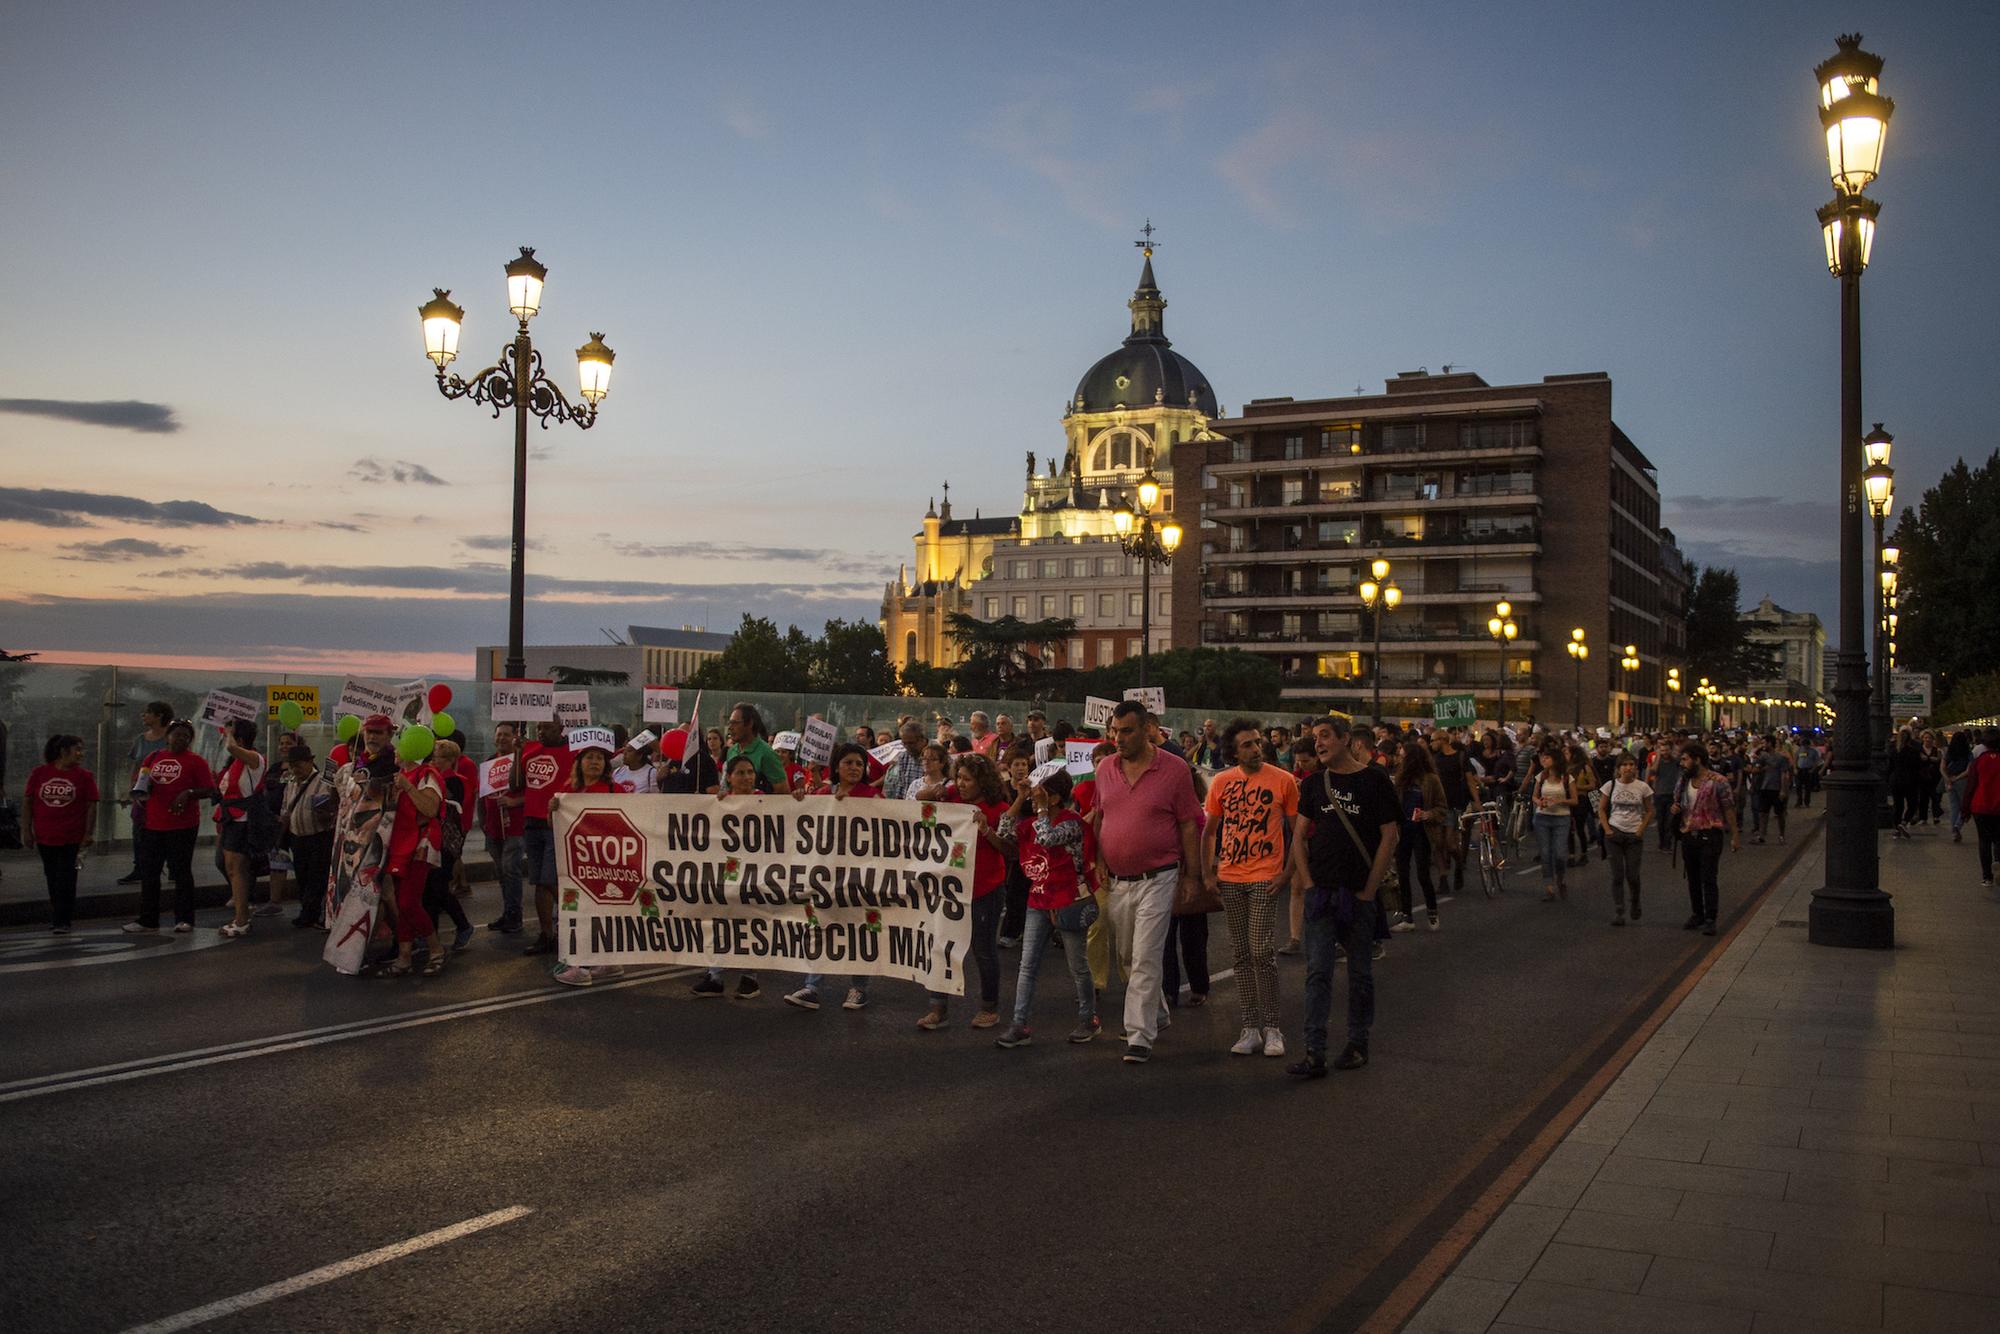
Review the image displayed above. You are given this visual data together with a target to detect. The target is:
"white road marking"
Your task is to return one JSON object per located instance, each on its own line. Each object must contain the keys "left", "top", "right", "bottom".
{"left": 0, "top": 925, "right": 227, "bottom": 973}
{"left": 1, "top": 968, "right": 694, "bottom": 1104}
{"left": 119, "top": 1205, "right": 534, "bottom": 1333}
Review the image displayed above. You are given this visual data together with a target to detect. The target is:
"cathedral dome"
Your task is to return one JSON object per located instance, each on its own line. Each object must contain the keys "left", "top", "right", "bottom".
{"left": 1071, "top": 252, "right": 1219, "bottom": 418}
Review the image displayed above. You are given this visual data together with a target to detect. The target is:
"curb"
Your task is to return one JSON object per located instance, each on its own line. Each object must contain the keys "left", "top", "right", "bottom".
{"left": 0, "top": 858, "right": 498, "bottom": 928}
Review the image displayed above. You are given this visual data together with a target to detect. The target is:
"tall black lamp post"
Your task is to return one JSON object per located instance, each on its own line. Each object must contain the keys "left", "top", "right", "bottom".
{"left": 420, "top": 248, "right": 615, "bottom": 680}
{"left": 1810, "top": 33, "right": 1895, "bottom": 949}
{"left": 1863, "top": 426, "right": 1895, "bottom": 750}
{"left": 1110, "top": 458, "right": 1181, "bottom": 692}
{"left": 1358, "top": 557, "right": 1400, "bottom": 724}
{"left": 1488, "top": 600, "right": 1517, "bottom": 727}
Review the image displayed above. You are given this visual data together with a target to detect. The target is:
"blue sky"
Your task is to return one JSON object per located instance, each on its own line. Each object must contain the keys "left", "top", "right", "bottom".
{"left": 2, "top": 0, "right": 1993, "bottom": 672}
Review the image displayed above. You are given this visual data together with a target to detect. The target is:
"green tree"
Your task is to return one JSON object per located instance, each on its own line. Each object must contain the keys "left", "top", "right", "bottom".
{"left": 1888, "top": 451, "right": 2000, "bottom": 700}
{"left": 1070, "top": 647, "right": 1283, "bottom": 711}
{"left": 1683, "top": 564, "right": 1778, "bottom": 686}
{"left": 1936, "top": 670, "right": 2000, "bottom": 726}
{"left": 944, "top": 613, "right": 1076, "bottom": 697}
{"left": 808, "top": 619, "right": 899, "bottom": 696}
{"left": 684, "top": 614, "right": 812, "bottom": 693}
{"left": 897, "top": 661, "right": 959, "bottom": 699}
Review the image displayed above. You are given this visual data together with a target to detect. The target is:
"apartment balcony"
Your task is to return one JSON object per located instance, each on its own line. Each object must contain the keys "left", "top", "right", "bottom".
{"left": 1200, "top": 585, "right": 1542, "bottom": 609}
{"left": 1276, "top": 673, "right": 1543, "bottom": 700}
{"left": 1203, "top": 441, "right": 1542, "bottom": 476}
{"left": 1204, "top": 624, "right": 1544, "bottom": 653}
{"left": 1201, "top": 490, "right": 1539, "bottom": 522}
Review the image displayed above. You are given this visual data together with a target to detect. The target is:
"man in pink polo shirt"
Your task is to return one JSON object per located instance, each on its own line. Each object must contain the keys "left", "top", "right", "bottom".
{"left": 1092, "top": 699, "right": 1202, "bottom": 1064}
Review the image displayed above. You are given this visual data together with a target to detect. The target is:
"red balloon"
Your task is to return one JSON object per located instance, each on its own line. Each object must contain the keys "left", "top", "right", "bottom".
{"left": 427, "top": 683, "right": 453, "bottom": 713}
{"left": 657, "top": 728, "right": 695, "bottom": 762}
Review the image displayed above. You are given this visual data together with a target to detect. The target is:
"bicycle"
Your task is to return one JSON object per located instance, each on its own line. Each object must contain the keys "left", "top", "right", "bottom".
{"left": 1461, "top": 802, "right": 1507, "bottom": 899}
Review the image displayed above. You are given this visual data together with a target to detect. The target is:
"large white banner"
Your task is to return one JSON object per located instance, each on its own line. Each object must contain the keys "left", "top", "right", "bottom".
{"left": 555, "top": 794, "right": 978, "bottom": 990}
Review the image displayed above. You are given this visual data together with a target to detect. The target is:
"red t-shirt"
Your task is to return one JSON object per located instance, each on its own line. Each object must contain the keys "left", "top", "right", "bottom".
{"left": 28, "top": 764, "right": 99, "bottom": 844}
{"left": 386, "top": 764, "right": 442, "bottom": 867}
{"left": 480, "top": 753, "right": 525, "bottom": 839}
{"left": 454, "top": 755, "right": 479, "bottom": 830}
{"left": 1018, "top": 806, "right": 1084, "bottom": 911}
{"left": 520, "top": 743, "right": 570, "bottom": 822}
{"left": 815, "top": 781, "right": 882, "bottom": 799}
{"left": 140, "top": 750, "right": 215, "bottom": 832}
{"left": 951, "top": 792, "right": 1010, "bottom": 899}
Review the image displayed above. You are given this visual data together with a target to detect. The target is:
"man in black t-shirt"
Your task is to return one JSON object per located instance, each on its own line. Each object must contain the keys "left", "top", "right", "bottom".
{"left": 1289, "top": 714, "right": 1401, "bottom": 1077}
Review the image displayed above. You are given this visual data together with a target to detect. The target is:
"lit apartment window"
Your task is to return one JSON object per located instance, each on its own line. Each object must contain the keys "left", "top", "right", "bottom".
{"left": 1067, "top": 640, "right": 1083, "bottom": 667}
{"left": 1127, "top": 637, "right": 1141, "bottom": 657}
{"left": 1225, "top": 612, "right": 1247, "bottom": 636}
{"left": 984, "top": 597, "right": 999, "bottom": 618}
{"left": 1128, "top": 593, "right": 1143, "bottom": 616}
{"left": 1282, "top": 477, "right": 1304, "bottom": 505}
{"left": 1099, "top": 556, "right": 1119, "bottom": 575}
{"left": 1097, "top": 638, "right": 1115, "bottom": 666}
{"left": 1011, "top": 562, "right": 1028, "bottom": 578}
{"left": 1040, "top": 594, "right": 1056, "bottom": 616}
{"left": 1228, "top": 529, "right": 1248, "bottom": 552}
{"left": 1011, "top": 596, "right": 1027, "bottom": 616}
{"left": 1317, "top": 652, "right": 1361, "bottom": 679}
{"left": 1321, "top": 425, "right": 1360, "bottom": 455}
{"left": 1069, "top": 558, "right": 1088, "bottom": 577}
{"left": 1041, "top": 559, "right": 1060, "bottom": 577}
{"left": 1282, "top": 613, "right": 1302, "bottom": 638}
{"left": 1098, "top": 592, "right": 1115, "bottom": 616}
{"left": 1315, "top": 520, "right": 1355, "bottom": 546}
{"left": 1226, "top": 481, "right": 1247, "bottom": 507}
{"left": 1069, "top": 593, "right": 1085, "bottom": 616}
{"left": 1224, "top": 570, "right": 1246, "bottom": 594}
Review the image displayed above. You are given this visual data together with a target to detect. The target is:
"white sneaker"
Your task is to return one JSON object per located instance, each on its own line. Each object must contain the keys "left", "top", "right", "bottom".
{"left": 782, "top": 987, "right": 820, "bottom": 1010}
{"left": 1230, "top": 1027, "right": 1264, "bottom": 1056}
{"left": 1261, "top": 1027, "right": 1287, "bottom": 1058}
{"left": 552, "top": 964, "right": 593, "bottom": 987}
{"left": 1390, "top": 918, "right": 1416, "bottom": 934}
{"left": 173, "top": 922, "right": 193, "bottom": 934}
{"left": 1427, "top": 913, "right": 1441, "bottom": 932}
{"left": 122, "top": 921, "right": 156, "bottom": 934}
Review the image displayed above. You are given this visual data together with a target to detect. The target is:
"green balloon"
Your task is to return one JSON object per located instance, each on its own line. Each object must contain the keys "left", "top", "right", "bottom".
{"left": 336, "top": 714, "right": 360, "bottom": 741}
{"left": 430, "top": 710, "right": 455, "bottom": 738}
{"left": 397, "top": 725, "right": 435, "bottom": 764}
{"left": 277, "top": 700, "right": 305, "bottom": 730}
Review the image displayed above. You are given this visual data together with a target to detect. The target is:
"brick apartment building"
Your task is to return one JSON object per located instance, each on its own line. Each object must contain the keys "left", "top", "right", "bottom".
{"left": 1170, "top": 368, "right": 1665, "bottom": 728}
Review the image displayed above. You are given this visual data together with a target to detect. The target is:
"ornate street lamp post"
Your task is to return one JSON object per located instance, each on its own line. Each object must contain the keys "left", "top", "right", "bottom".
{"left": 1620, "top": 644, "right": 1641, "bottom": 728}
{"left": 1358, "top": 557, "right": 1401, "bottom": 724}
{"left": 420, "top": 248, "right": 615, "bottom": 680}
{"left": 1111, "top": 459, "right": 1181, "bottom": 692}
{"left": 1488, "top": 600, "right": 1518, "bottom": 727}
{"left": 1811, "top": 33, "right": 1895, "bottom": 949}
{"left": 1666, "top": 666, "right": 1682, "bottom": 729}
{"left": 1566, "top": 629, "right": 1588, "bottom": 732}
{"left": 1863, "top": 424, "right": 1895, "bottom": 750}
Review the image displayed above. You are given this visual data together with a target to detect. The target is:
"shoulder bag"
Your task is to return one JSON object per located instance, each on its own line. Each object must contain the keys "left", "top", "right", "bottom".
{"left": 1325, "top": 770, "right": 1399, "bottom": 898}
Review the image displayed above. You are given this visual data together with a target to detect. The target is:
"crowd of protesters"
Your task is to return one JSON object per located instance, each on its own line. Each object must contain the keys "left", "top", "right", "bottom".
{"left": 20, "top": 692, "right": 1999, "bottom": 1074}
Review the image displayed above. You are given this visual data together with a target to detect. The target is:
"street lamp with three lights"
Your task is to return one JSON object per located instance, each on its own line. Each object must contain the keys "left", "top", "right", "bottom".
{"left": 1359, "top": 558, "right": 1401, "bottom": 723}
{"left": 1110, "top": 458, "right": 1181, "bottom": 691}
{"left": 1488, "top": 601, "right": 1518, "bottom": 727}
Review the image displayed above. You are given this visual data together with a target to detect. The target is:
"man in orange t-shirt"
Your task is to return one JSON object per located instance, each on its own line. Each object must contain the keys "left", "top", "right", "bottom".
{"left": 1202, "top": 717, "right": 1300, "bottom": 1058}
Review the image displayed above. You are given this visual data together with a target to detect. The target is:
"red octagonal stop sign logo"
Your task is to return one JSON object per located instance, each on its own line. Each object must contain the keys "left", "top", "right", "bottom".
{"left": 564, "top": 809, "right": 649, "bottom": 905}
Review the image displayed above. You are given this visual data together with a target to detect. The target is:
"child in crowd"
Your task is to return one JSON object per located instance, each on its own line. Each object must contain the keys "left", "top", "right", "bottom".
{"left": 994, "top": 769, "right": 1097, "bottom": 1048}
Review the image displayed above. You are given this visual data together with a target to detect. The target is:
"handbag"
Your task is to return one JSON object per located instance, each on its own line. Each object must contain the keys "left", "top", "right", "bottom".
{"left": 1172, "top": 866, "right": 1222, "bottom": 917}
{"left": 1052, "top": 889, "right": 1099, "bottom": 933}
{"left": 1326, "top": 770, "right": 1399, "bottom": 897}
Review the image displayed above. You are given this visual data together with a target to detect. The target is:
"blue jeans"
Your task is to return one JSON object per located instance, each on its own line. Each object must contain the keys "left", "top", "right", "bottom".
{"left": 1653, "top": 793, "right": 1676, "bottom": 849}
{"left": 1302, "top": 892, "right": 1375, "bottom": 1058}
{"left": 497, "top": 835, "right": 524, "bottom": 922}
{"left": 1531, "top": 812, "right": 1569, "bottom": 883}
{"left": 803, "top": 970, "right": 866, "bottom": 997}
{"left": 1010, "top": 908, "right": 1094, "bottom": 1026}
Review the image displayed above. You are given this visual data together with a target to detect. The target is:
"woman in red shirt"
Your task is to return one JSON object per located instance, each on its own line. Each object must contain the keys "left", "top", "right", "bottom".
{"left": 379, "top": 745, "right": 446, "bottom": 977}
{"left": 24, "top": 733, "right": 99, "bottom": 934}
{"left": 994, "top": 768, "right": 1097, "bottom": 1048}
{"left": 552, "top": 735, "right": 630, "bottom": 988}
{"left": 917, "top": 752, "right": 1010, "bottom": 1032}
{"left": 784, "top": 743, "right": 883, "bottom": 1012}
{"left": 128, "top": 719, "right": 216, "bottom": 934}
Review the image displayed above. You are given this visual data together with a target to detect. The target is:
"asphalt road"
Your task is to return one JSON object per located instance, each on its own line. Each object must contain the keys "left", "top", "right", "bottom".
{"left": 0, "top": 808, "right": 1821, "bottom": 1333}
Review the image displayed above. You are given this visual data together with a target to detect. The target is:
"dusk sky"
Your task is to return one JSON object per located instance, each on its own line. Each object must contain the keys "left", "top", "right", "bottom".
{"left": 3, "top": 1, "right": 1995, "bottom": 676}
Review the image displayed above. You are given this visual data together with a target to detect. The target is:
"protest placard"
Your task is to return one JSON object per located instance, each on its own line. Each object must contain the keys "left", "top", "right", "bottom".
{"left": 1029, "top": 759, "right": 1065, "bottom": 788}
{"left": 627, "top": 729, "right": 657, "bottom": 754}
{"left": 554, "top": 690, "right": 592, "bottom": 728}
{"left": 556, "top": 794, "right": 978, "bottom": 989}
{"left": 491, "top": 679, "right": 556, "bottom": 723}
{"left": 266, "top": 684, "right": 321, "bottom": 721}
{"left": 567, "top": 726, "right": 617, "bottom": 754}
{"left": 772, "top": 731, "right": 803, "bottom": 753}
{"left": 393, "top": 679, "right": 430, "bottom": 727}
{"left": 869, "top": 740, "right": 905, "bottom": 770}
{"left": 1082, "top": 696, "right": 1117, "bottom": 728}
{"left": 642, "top": 686, "right": 680, "bottom": 725}
{"left": 1064, "top": 739, "right": 1099, "bottom": 777}
{"left": 477, "top": 753, "right": 513, "bottom": 798}
{"left": 798, "top": 716, "right": 838, "bottom": 766}
{"left": 1123, "top": 686, "right": 1166, "bottom": 715}
{"left": 198, "top": 689, "right": 262, "bottom": 729}
{"left": 336, "top": 677, "right": 400, "bottom": 719}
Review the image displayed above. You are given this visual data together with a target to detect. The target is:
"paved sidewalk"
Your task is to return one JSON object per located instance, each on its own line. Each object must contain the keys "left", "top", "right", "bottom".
{"left": 1405, "top": 822, "right": 2000, "bottom": 1334}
